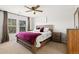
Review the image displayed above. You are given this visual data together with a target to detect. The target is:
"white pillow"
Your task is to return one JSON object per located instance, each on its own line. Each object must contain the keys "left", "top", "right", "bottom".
{"left": 44, "top": 28, "right": 49, "bottom": 32}
{"left": 34, "top": 29, "right": 40, "bottom": 32}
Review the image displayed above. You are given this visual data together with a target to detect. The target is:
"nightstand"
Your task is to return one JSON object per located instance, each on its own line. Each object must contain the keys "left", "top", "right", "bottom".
{"left": 52, "top": 32, "right": 61, "bottom": 43}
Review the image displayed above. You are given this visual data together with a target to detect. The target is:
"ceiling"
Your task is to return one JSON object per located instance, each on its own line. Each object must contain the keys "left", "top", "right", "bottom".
{"left": 0, "top": 5, "right": 45, "bottom": 17}
{"left": 0, "top": 5, "right": 76, "bottom": 17}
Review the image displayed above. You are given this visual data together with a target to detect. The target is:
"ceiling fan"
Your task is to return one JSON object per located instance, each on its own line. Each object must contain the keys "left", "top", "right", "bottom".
{"left": 24, "top": 5, "right": 43, "bottom": 14}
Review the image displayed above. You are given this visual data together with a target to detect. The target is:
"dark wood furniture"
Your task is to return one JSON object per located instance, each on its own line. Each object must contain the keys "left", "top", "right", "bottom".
{"left": 17, "top": 37, "right": 51, "bottom": 54}
{"left": 67, "top": 29, "right": 79, "bottom": 54}
{"left": 52, "top": 32, "right": 61, "bottom": 42}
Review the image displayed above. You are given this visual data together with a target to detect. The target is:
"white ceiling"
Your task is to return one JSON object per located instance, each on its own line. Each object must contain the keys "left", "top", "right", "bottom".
{"left": 0, "top": 5, "right": 76, "bottom": 17}
{"left": 0, "top": 5, "right": 45, "bottom": 17}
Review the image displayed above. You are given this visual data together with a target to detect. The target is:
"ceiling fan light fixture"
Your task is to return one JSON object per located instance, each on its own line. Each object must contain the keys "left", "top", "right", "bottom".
{"left": 24, "top": 5, "right": 43, "bottom": 14}
{"left": 33, "top": 11, "right": 36, "bottom": 14}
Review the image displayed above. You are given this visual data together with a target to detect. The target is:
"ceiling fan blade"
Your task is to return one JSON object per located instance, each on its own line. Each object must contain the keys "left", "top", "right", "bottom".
{"left": 25, "top": 10, "right": 32, "bottom": 12}
{"left": 35, "top": 10, "right": 43, "bottom": 12}
{"left": 24, "top": 6, "right": 32, "bottom": 10}
{"left": 35, "top": 5, "right": 40, "bottom": 9}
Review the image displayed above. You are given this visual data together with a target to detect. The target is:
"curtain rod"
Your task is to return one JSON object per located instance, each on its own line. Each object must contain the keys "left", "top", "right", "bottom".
{"left": 0, "top": 9, "right": 29, "bottom": 17}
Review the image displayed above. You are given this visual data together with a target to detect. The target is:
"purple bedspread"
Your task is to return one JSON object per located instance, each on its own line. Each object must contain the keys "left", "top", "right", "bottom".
{"left": 16, "top": 32, "right": 41, "bottom": 44}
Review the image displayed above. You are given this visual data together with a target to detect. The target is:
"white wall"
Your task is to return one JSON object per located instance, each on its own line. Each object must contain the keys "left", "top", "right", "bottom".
{"left": 34, "top": 5, "right": 75, "bottom": 43}
{"left": 0, "top": 11, "right": 3, "bottom": 42}
{"left": 8, "top": 13, "right": 28, "bottom": 42}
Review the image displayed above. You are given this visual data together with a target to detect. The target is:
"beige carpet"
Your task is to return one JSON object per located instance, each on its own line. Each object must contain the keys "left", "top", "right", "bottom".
{"left": 0, "top": 41, "right": 66, "bottom": 54}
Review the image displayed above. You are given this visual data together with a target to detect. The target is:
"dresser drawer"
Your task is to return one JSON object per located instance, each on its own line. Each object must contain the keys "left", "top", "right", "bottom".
{"left": 52, "top": 32, "right": 61, "bottom": 42}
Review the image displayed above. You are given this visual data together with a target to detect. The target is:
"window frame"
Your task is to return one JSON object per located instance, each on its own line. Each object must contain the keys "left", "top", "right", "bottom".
{"left": 8, "top": 18, "right": 16, "bottom": 33}
{"left": 19, "top": 20, "right": 26, "bottom": 32}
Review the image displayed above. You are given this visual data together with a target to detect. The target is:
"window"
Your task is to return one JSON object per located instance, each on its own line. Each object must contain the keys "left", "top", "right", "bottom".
{"left": 19, "top": 20, "right": 26, "bottom": 32}
{"left": 8, "top": 19, "right": 16, "bottom": 33}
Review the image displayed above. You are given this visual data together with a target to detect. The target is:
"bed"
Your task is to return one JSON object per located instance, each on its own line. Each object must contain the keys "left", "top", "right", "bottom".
{"left": 16, "top": 25, "right": 53, "bottom": 53}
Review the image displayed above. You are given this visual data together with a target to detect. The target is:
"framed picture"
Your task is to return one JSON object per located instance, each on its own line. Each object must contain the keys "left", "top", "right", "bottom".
{"left": 74, "top": 8, "right": 79, "bottom": 29}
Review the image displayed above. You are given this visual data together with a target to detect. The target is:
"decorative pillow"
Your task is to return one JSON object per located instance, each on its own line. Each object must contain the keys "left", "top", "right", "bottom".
{"left": 40, "top": 27, "right": 44, "bottom": 32}
{"left": 36, "top": 27, "right": 40, "bottom": 30}
{"left": 44, "top": 28, "right": 49, "bottom": 32}
{"left": 34, "top": 29, "right": 40, "bottom": 32}
{"left": 34, "top": 28, "right": 40, "bottom": 32}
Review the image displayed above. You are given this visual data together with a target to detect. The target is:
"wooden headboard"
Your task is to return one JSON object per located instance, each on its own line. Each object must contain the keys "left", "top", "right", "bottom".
{"left": 36, "top": 25, "right": 53, "bottom": 32}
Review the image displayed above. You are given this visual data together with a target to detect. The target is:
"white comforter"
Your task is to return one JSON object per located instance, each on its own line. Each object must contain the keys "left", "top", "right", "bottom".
{"left": 32, "top": 31, "right": 52, "bottom": 47}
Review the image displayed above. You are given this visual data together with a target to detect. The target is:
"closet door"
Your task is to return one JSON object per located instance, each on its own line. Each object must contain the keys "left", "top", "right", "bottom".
{"left": 67, "top": 29, "right": 77, "bottom": 54}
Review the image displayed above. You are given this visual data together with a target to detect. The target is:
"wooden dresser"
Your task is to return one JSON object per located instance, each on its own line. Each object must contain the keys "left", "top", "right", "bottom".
{"left": 67, "top": 29, "right": 79, "bottom": 54}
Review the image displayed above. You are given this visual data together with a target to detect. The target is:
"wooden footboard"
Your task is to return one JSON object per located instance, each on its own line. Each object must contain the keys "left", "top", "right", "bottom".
{"left": 17, "top": 37, "right": 51, "bottom": 54}
{"left": 17, "top": 38, "right": 37, "bottom": 53}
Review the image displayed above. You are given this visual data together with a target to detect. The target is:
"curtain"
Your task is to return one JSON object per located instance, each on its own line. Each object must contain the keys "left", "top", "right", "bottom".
{"left": 1, "top": 11, "right": 9, "bottom": 43}
{"left": 28, "top": 17, "right": 30, "bottom": 31}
